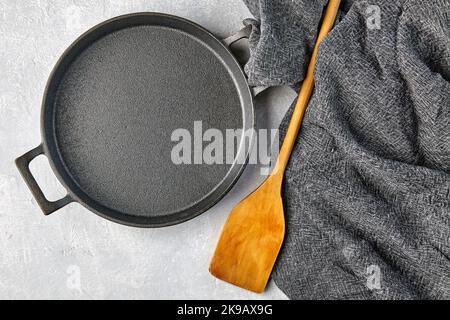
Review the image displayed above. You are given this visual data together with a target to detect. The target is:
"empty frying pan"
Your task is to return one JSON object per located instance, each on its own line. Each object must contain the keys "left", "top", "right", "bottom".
{"left": 15, "top": 12, "right": 259, "bottom": 227}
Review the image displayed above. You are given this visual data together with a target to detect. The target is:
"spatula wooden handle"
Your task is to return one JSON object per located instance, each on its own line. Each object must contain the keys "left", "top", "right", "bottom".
{"left": 273, "top": 0, "right": 341, "bottom": 176}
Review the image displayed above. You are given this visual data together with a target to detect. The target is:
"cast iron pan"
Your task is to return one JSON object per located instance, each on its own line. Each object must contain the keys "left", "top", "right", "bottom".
{"left": 15, "top": 12, "right": 257, "bottom": 227}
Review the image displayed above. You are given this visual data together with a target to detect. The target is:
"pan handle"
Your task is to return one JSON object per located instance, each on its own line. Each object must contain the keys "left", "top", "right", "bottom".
{"left": 223, "top": 23, "right": 268, "bottom": 96}
{"left": 15, "top": 144, "right": 74, "bottom": 215}
{"left": 223, "top": 24, "right": 253, "bottom": 47}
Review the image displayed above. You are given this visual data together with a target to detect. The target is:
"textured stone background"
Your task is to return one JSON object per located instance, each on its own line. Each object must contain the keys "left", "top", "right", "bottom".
{"left": 0, "top": 0, "right": 294, "bottom": 299}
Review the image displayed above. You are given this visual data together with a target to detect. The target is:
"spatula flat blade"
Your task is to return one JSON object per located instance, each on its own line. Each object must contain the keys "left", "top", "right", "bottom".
{"left": 209, "top": 181, "right": 285, "bottom": 293}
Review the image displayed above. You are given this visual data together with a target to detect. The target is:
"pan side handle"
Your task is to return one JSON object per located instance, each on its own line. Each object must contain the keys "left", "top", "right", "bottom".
{"left": 223, "top": 24, "right": 268, "bottom": 97}
{"left": 223, "top": 24, "right": 253, "bottom": 47}
{"left": 15, "top": 144, "right": 74, "bottom": 215}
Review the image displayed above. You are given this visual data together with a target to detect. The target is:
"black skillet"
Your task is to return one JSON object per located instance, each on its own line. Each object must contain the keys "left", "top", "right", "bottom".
{"left": 15, "top": 12, "right": 260, "bottom": 227}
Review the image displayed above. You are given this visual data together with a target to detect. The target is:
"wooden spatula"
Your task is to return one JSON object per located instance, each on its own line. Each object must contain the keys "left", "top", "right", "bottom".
{"left": 210, "top": 0, "right": 341, "bottom": 293}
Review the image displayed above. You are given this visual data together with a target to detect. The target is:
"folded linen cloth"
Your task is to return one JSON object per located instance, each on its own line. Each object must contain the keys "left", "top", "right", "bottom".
{"left": 243, "top": 0, "right": 450, "bottom": 299}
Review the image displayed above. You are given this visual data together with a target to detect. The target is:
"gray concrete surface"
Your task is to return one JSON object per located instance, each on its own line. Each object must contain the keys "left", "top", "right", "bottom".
{"left": 0, "top": 0, "right": 295, "bottom": 299}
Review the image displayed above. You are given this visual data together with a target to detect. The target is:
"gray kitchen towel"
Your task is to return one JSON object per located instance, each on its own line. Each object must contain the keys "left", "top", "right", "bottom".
{"left": 243, "top": 0, "right": 450, "bottom": 299}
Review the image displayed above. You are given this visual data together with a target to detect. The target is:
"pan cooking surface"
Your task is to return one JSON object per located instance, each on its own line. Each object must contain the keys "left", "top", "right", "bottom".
{"left": 54, "top": 24, "right": 244, "bottom": 218}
